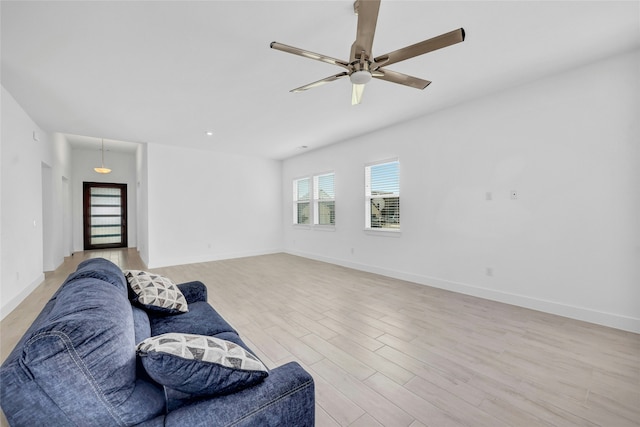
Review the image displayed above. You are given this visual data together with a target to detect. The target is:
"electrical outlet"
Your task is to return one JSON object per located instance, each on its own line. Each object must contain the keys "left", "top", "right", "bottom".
{"left": 486, "top": 267, "right": 493, "bottom": 277}
{"left": 485, "top": 192, "right": 492, "bottom": 201}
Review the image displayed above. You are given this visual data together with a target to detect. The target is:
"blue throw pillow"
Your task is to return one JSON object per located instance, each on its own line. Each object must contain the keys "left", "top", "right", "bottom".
{"left": 137, "top": 333, "right": 268, "bottom": 396}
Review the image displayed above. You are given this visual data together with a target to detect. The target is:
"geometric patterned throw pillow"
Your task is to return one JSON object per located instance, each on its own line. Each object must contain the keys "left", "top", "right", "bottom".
{"left": 123, "top": 270, "right": 188, "bottom": 315}
{"left": 137, "top": 333, "right": 269, "bottom": 396}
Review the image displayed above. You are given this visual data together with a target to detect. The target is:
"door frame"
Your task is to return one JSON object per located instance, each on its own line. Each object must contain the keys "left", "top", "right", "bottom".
{"left": 83, "top": 182, "right": 128, "bottom": 250}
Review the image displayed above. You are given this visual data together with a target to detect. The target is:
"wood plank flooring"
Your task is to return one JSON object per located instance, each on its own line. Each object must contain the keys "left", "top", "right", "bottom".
{"left": 1, "top": 249, "right": 639, "bottom": 426}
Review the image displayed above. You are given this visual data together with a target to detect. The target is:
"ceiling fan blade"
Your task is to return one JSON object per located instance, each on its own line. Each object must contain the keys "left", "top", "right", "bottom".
{"left": 291, "top": 72, "right": 349, "bottom": 93}
{"left": 350, "top": 0, "right": 381, "bottom": 62}
{"left": 271, "top": 42, "right": 350, "bottom": 70}
{"left": 373, "top": 28, "right": 465, "bottom": 68}
{"left": 374, "top": 68, "right": 431, "bottom": 90}
{"left": 351, "top": 84, "right": 365, "bottom": 105}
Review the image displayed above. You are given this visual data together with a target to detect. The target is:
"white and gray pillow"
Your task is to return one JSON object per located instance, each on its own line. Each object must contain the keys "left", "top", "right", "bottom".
{"left": 137, "top": 333, "right": 268, "bottom": 396}
{"left": 124, "top": 270, "right": 188, "bottom": 315}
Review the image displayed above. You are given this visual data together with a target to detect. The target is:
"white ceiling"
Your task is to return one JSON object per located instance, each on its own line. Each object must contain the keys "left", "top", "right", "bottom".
{"left": 2, "top": 1, "right": 639, "bottom": 159}
{"left": 64, "top": 134, "right": 140, "bottom": 153}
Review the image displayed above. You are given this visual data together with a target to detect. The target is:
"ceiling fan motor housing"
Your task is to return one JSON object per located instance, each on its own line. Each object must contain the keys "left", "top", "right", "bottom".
{"left": 350, "top": 56, "right": 373, "bottom": 84}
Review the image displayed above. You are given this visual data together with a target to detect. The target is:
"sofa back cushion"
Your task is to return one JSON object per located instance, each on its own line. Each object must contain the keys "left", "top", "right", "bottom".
{"left": 63, "top": 257, "right": 129, "bottom": 293}
{"left": 18, "top": 275, "right": 165, "bottom": 426}
{"left": 132, "top": 305, "right": 152, "bottom": 344}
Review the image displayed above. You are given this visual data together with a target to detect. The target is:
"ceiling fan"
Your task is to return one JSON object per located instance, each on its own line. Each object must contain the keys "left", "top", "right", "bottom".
{"left": 270, "top": 0, "right": 465, "bottom": 105}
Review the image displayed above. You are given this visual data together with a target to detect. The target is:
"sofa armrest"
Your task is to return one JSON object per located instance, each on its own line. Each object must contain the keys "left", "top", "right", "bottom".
{"left": 177, "top": 281, "right": 208, "bottom": 304}
{"left": 164, "top": 362, "right": 314, "bottom": 427}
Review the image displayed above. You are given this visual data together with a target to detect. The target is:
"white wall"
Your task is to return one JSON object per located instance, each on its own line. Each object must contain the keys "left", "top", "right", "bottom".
{"left": 41, "top": 162, "right": 54, "bottom": 271}
{"left": 52, "top": 133, "right": 73, "bottom": 260}
{"left": 1, "top": 87, "right": 71, "bottom": 318}
{"left": 136, "top": 143, "right": 149, "bottom": 266}
{"left": 145, "top": 143, "right": 283, "bottom": 268}
{"left": 0, "top": 91, "right": 2, "bottom": 315}
{"left": 71, "top": 148, "right": 138, "bottom": 252}
{"left": 282, "top": 50, "right": 640, "bottom": 333}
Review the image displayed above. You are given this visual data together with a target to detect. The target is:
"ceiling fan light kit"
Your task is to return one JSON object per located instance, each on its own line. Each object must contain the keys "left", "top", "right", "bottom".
{"left": 350, "top": 70, "right": 372, "bottom": 85}
{"left": 271, "top": 0, "right": 465, "bottom": 105}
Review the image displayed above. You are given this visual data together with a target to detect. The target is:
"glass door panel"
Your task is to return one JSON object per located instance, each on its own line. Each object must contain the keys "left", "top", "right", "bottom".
{"left": 83, "top": 182, "right": 127, "bottom": 250}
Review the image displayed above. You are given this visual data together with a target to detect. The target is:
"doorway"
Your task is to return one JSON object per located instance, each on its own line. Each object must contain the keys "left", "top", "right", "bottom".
{"left": 83, "top": 182, "right": 128, "bottom": 250}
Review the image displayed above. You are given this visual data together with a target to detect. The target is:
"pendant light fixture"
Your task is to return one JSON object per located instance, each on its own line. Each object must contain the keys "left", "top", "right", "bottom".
{"left": 94, "top": 138, "right": 112, "bottom": 174}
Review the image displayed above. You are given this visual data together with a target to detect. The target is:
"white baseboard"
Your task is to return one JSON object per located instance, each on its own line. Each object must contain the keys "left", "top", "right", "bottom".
{"left": 0, "top": 273, "right": 45, "bottom": 321}
{"left": 147, "top": 248, "right": 283, "bottom": 269}
{"left": 286, "top": 250, "right": 640, "bottom": 334}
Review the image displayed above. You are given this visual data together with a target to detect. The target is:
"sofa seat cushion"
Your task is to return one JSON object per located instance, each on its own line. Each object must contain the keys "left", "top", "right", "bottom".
{"left": 21, "top": 277, "right": 165, "bottom": 426}
{"left": 149, "top": 301, "right": 236, "bottom": 337}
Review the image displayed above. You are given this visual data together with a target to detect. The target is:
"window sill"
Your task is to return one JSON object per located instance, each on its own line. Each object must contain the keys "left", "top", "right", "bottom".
{"left": 292, "top": 224, "right": 311, "bottom": 230}
{"left": 364, "top": 228, "right": 402, "bottom": 237}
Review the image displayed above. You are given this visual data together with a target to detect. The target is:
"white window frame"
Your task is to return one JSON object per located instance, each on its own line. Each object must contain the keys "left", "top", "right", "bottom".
{"left": 313, "top": 172, "right": 335, "bottom": 227}
{"left": 293, "top": 177, "right": 311, "bottom": 226}
{"left": 365, "top": 159, "right": 400, "bottom": 232}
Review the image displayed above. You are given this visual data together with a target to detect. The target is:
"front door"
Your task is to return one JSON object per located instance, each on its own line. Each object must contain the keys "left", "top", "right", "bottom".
{"left": 83, "top": 182, "right": 128, "bottom": 250}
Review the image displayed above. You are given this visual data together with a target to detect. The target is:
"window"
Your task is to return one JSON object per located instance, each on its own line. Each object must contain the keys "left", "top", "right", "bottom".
{"left": 293, "top": 173, "right": 336, "bottom": 227}
{"left": 313, "top": 173, "right": 335, "bottom": 226}
{"left": 365, "top": 160, "right": 400, "bottom": 230}
{"left": 293, "top": 177, "right": 310, "bottom": 225}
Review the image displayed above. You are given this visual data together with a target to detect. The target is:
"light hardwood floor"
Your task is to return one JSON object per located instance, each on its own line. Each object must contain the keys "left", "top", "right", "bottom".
{"left": 1, "top": 249, "right": 639, "bottom": 426}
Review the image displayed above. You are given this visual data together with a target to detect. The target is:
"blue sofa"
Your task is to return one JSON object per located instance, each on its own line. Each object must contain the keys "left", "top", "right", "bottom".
{"left": 0, "top": 258, "right": 315, "bottom": 426}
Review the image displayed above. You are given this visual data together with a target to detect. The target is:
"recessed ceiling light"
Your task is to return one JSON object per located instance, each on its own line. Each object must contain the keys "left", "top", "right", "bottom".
{"left": 205, "top": 131, "right": 214, "bottom": 136}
